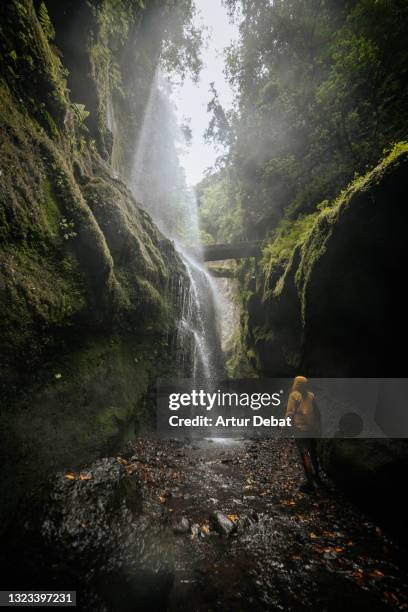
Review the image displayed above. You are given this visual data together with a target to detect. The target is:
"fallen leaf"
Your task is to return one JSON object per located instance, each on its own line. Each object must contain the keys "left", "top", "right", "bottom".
{"left": 64, "top": 472, "right": 76, "bottom": 480}
{"left": 384, "top": 592, "right": 399, "bottom": 604}
{"left": 369, "top": 569, "right": 384, "bottom": 579}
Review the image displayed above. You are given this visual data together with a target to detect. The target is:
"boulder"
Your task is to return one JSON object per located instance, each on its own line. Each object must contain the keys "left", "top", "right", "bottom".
{"left": 210, "top": 511, "right": 237, "bottom": 536}
{"left": 0, "top": 457, "right": 174, "bottom": 611}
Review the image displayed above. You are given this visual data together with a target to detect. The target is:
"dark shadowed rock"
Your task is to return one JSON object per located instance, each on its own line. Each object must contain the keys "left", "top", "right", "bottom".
{"left": 173, "top": 517, "right": 191, "bottom": 534}
{"left": 1, "top": 457, "right": 174, "bottom": 611}
{"left": 210, "top": 511, "right": 237, "bottom": 536}
{"left": 241, "top": 147, "right": 408, "bottom": 534}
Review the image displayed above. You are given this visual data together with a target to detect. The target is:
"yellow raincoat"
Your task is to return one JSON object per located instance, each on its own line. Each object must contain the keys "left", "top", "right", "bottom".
{"left": 285, "top": 376, "right": 321, "bottom": 434}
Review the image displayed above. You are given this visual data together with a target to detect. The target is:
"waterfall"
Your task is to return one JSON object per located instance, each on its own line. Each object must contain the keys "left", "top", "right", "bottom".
{"left": 129, "top": 70, "right": 224, "bottom": 380}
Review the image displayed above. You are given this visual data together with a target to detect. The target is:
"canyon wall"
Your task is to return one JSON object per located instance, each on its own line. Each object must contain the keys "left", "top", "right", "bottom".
{"left": 0, "top": 0, "right": 187, "bottom": 519}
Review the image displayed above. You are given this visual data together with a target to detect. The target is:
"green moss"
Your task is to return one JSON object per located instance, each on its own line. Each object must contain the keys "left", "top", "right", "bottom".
{"left": 0, "top": 0, "right": 69, "bottom": 130}
{"left": 0, "top": 334, "right": 169, "bottom": 519}
{"left": 39, "top": 178, "right": 62, "bottom": 235}
{"left": 260, "top": 140, "right": 408, "bottom": 307}
{"left": 297, "top": 141, "right": 408, "bottom": 325}
{"left": 0, "top": 0, "right": 188, "bottom": 523}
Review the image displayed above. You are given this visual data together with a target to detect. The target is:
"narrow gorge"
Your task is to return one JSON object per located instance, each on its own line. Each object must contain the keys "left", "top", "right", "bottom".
{"left": 1, "top": 1, "right": 407, "bottom": 610}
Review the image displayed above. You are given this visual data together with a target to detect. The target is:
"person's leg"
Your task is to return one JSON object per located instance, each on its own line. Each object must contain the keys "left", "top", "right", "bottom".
{"left": 309, "top": 440, "right": 320, "bottom": 477}
{"left": 296, "top": 439, "right": 315, "bottom": 489}
{"left": 309, "top": 440, "right": 324, "bottom": 487}
{"left": 301, "top": 450, "right": 315, "bottom": 484}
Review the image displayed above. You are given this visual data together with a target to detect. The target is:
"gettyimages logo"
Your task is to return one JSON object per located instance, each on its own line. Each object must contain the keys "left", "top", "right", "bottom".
{"left": 156, "top": 378, "right": 408, "bottom": 439}
{"left": 168, "top": 388, "right": 283, "bottom": 411}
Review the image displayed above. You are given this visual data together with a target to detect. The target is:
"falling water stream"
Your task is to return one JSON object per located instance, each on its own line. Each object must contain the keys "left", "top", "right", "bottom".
{"left": 130, "top": 70, "right": 224, "bottom": 380}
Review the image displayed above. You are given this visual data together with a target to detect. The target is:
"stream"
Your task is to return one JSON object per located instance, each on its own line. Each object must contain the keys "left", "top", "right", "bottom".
{"left": 6, "top": 437, "right": 407, "bottom": 611}
{"left": 132, "top": 437, "right": 408, "bottom": 611}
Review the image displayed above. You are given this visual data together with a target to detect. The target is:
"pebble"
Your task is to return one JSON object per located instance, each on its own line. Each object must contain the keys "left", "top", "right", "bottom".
{"left": 210, "top": 511, "right": 237, "bottom": 536}
{"left": 173, "top": 517, "right": 191, "bottom": 534}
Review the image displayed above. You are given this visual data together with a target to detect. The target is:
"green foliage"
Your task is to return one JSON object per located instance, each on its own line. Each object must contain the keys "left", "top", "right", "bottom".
{"left": 0, "top": 0, "right": 68, "bottom": 130}
{"left": 262, "top": 212, "right": 319, "bottom": 277}
{"left": 196, "top": 168, "right": 244, "bottom": 244}
{"left": 209, "top": 0, "right": 408, "bottom": 242}
{"left": 72, "top": 103, "right": 90, "bottom": 124}
{"left": 38, "top": 2, "right": 55, "bottom": 41}
{"left": 261, "top": 140, "right": 408, "bottom": 301}
{"left": 82, "top": 0, "right": 202, "bottom": 165}
{"left": 159, "top": 0, "right": 203, "bottom": 82}
{"left": 59, "top": 217, "right": 77, "bottom": 241}
{"left": 382, "top": 140, "right": 408, "bottom": 164}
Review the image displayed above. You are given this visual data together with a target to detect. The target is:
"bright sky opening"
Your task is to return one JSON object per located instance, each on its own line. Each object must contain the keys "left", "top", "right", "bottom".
{"left": 171, "top": 0, "right": 240, "bottom": 186}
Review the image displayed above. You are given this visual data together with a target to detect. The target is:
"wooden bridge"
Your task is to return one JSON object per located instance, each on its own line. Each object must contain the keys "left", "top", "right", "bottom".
{"left": 202, "top": 241, "right": 261, "bottom": 262}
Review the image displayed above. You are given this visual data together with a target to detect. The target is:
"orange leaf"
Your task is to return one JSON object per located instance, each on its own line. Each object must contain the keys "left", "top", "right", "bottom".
{"left": 227, "top": 514, "right": 239, "bottom": 523}
{"left": 64, "top": 472, "right": 76, "bottom": 480}
{"left": 369, "top": 569, "right": 384, "bottom": 579}
{"left": 201, "top": 523, "right": 210, "bottom": 535}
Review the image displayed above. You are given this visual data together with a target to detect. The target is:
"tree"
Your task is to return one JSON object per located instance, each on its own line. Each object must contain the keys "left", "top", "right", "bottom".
{"left": 206, "top": 0, "right": 407, "bottom": 240}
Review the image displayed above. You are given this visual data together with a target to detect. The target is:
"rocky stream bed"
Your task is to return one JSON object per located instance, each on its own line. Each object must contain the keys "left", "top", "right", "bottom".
{"left": 2, "top": 438, "right": 408, "bottom": 611}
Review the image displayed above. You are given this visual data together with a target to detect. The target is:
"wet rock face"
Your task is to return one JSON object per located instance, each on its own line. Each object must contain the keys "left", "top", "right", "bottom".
{"left": 42, "top": 458, "right": 141, "bottom": 557}
{"left": 298, "top": 151, "right": 408, "bottom": 377}
{"left": 1, "top": 457, "right": 174, "bottom": 611}
{"left": 244, "top": 148, "right": 408, "bottom": 378}
{"left": 241, "top": 148, "right": 408, "bottom": 530}
{"left": 0, "top": 0, "right": 189, "bottom": 521}
{"left": 210, "top": 511, "right": 237, "bottom": 536}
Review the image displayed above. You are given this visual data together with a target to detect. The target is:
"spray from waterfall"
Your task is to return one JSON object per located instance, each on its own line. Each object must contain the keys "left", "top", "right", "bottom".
{"left": 129, "top": 69, "right": 224, "bottom": 380}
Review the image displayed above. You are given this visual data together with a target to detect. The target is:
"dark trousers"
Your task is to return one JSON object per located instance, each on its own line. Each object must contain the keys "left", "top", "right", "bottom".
{"left": 295, "top": 437, "right": 319, "bottom": 480}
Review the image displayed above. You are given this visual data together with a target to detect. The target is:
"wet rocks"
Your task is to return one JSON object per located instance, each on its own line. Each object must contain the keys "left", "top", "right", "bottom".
{"left": 173, "top": 517, "right": 191, "bottom": 534}
{"left": 42, "top": 458, "right": 141, "bottom": 556}
{"left": 210, "top": 511, "right": 237, "bottom": 536}
{"left": 2, "top": 457, "right": 174, "bottom": 611}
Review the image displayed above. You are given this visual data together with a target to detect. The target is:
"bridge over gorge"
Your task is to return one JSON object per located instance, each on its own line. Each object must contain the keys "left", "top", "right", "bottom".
{"left": 202, "top": 241, "right": 261, "bottom": 262}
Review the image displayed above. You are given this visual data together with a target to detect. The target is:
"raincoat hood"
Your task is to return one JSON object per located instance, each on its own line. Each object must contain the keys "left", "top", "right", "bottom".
{"left": 292, "top": 376, "right": 309, "bottom": 393}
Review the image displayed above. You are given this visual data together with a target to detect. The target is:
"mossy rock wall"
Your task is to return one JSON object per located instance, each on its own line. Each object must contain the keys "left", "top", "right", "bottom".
{"left": 243, "top": 147, "right": 408, "bottom": 378}
{"left": 240, "top": 146, "right": 408, "bottom": 530}
{"left": 0, "top": 0, "right": 187, "bottom": 522}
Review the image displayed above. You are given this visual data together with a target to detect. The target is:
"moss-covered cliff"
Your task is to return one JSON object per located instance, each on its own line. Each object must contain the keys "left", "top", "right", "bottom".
{"left": 239, "top": 143, "right": 408, "bottom": 531}
{"left": 242, "top": 143, "right": 408, "bottom": 378}
{"left": 0, "top": 0, "right": 188, "bottom": 520}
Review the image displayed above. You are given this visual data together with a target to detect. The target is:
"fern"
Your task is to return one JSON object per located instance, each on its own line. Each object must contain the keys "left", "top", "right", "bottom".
{"left": 38, "top": 2, "right": 55, "bottom": 41}
{"left": 73, "top": 103, "right": 90, "bottom": 124}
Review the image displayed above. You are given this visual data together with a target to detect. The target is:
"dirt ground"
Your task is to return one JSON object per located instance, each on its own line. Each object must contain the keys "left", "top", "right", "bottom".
{"left": 124, "top": 437, "right": 408, "bottom": 611}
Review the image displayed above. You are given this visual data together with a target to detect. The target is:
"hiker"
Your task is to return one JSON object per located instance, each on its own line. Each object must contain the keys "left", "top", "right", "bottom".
{"left": 286, "top": 376, "right": 322, "bottom": 492}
